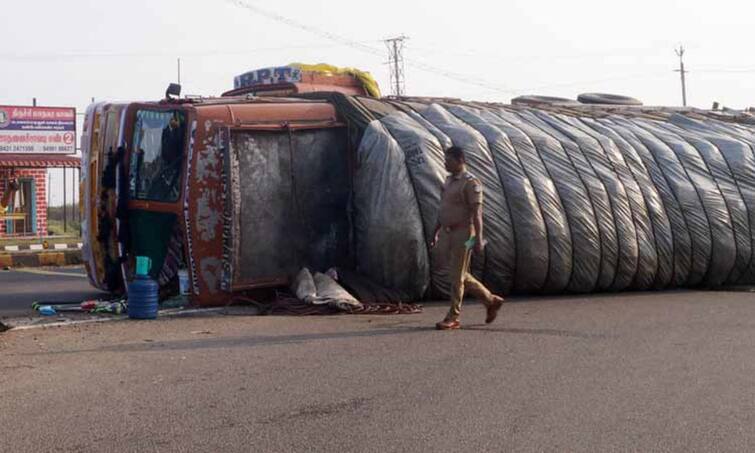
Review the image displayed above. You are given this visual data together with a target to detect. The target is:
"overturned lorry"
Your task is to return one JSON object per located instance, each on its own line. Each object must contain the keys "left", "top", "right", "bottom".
{"left": 81, "top": 65, "right": 755, "bottom": 307}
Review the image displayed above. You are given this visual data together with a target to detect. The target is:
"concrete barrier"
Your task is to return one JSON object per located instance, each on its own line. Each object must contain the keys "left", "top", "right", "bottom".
{"left": 0, "top": 249, "right": 82, "bottom": 268}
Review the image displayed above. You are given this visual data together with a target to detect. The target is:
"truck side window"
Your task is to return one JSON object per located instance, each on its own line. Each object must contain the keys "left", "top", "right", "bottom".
{"left": 129, "top": 110, "right": 185, "bottom": 202}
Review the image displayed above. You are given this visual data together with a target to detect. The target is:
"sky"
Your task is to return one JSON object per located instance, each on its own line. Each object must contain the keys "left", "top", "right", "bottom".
{"left": 2, "top": 0, "right": 755, "bottom": 204}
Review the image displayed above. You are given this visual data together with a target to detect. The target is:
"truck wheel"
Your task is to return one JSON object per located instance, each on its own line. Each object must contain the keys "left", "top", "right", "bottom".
{"left": 512, "top": 95, "right": 581, "bottom": 107}
{"left": 577, "top": 93, "right": 643, "bottom": 106}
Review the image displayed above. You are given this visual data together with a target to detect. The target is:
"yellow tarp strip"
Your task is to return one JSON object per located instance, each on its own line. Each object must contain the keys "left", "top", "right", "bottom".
{"left": 289, "top": 63, "right": 381, "bottom": 98}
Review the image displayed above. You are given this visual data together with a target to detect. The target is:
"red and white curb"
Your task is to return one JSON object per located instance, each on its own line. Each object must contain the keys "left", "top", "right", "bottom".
{"left": 2, "top": 243, "right": 83, "bottom": 252}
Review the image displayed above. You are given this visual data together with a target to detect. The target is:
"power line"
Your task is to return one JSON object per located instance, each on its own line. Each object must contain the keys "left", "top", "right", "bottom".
{"left": 404, "top": 57, "right": 517, "bottom": 94}
{"left": 0, "top": 43, "right": 365, "bottom": 61}
{"left": 696, "top": 68, "right": 755, "bottom": 74}
{"left": 223, "top": 0, "right": 518, "bottom": 95}
{"left": 408, "top": 44, "right": 672, "bottom": 62}
{"left": 224, "top": 0, "right": 385, "bottom": 58}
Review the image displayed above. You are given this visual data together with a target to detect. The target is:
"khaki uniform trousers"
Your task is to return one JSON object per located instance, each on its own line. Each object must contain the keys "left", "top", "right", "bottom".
{"left": 438, "top": 226, "right": 493, "bottom": 321}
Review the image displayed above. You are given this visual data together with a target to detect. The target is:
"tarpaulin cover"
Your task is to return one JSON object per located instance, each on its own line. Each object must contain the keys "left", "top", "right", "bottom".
{"left": 291, "top": 267, "right": 363, "bottom": 310}
{"left": 345, "top": 97, "right": 755, "bottom": 299}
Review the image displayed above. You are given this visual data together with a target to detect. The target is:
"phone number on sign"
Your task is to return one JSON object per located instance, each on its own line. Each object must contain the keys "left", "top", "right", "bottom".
{"left": 0, "top": 145, "right": 71, "bottom": 152}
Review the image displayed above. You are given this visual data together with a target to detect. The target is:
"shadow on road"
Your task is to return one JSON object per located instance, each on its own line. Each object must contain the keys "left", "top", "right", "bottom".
{"left": 22, "top": 323, "right": 610, "bottom": 357}
{"left": 463, "top": 325, "right": 612, "bottom": 339}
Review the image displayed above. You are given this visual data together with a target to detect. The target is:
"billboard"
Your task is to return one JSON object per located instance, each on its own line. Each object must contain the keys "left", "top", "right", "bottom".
{"left": 0, "top": 105, "right": 76, "bottom": 154}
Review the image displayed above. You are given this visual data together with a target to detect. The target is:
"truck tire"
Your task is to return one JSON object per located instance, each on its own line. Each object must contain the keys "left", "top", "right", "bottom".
{"left": 577, "top": 93, "right": 643, "bottom": 106}
{"left": 511, "top": 95, "right": 581, "bottom": 107}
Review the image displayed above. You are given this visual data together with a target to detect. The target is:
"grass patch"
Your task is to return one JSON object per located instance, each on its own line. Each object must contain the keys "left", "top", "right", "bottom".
{"left": 0, "top": 204, "right": 82, "bottom": 246}
{"left": 0, "top": 236, "right": 79, "bottom": 247}
{"left": 46, "top": 219, "right": 81, "bottom": 237}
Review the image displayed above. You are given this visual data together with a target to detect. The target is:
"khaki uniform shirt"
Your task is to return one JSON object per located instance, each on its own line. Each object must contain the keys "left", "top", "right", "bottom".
{"left": 438, "top": 170, "right": 483, "bottom": 227}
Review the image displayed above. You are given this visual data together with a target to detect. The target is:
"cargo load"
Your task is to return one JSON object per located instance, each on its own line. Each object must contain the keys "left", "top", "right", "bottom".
{"left": 335, "top": 95, "right": 755, "bottom": 298}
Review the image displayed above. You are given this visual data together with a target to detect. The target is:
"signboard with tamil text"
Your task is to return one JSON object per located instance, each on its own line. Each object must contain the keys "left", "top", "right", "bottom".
{"left": 0, "top": 105, "right": 76, "bottom": 154}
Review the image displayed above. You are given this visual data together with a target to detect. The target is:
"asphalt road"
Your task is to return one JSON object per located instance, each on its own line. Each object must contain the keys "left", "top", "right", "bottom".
{"left": 3, "top": 290, "right": 755, "bottom": 452}
{"left": 0, "top": 266, "right": 108, "bottom": 318}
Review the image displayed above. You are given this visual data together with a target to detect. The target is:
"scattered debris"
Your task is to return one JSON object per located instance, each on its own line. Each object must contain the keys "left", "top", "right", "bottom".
{"left": 349, "top": 302, "right": 423, "bottom": 315}
{"left": 232, "top": 292, "right": 422, "bottom": 317}
{"left": 227, "top": 267, "right": 425, "bottom": 317}
{"left": 160, "top": 295, "right": 190, "bottom": 309}
{"left": 32, "top": 299, "right": 126, "bottom": 316}
{"left": 38, "top": 306, "right": 57, "bottom": 316}
{"left": 291, "top": 267, "right": 363, "bottom": 311}
{"left": 283, "top": 267, "right": 422, "bottom": 315}
{"left": 7, "top": 307, "right": 226, "bottom": 331}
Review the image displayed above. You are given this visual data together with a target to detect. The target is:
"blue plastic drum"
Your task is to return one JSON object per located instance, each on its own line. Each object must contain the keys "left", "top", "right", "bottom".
{"left": 128, "top": 275, "right": 159, "bottom": 319}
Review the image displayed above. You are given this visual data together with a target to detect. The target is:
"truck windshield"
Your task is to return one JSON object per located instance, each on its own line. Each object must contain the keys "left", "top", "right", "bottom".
{"left": 129, "top": 109, "right": 186, "bottom": 202}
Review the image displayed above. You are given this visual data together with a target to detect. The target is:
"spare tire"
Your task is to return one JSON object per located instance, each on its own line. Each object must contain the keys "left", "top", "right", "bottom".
{"left": 578, "top": 93, "right": 643, "bottom": 106}
{"left": 512, "top": 95, "right": 581, "bottom": 107}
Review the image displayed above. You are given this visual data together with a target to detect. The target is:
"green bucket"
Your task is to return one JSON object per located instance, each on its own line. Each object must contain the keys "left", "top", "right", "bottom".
{"left": 135, "top": 256, "right": 152, "bottom": 277}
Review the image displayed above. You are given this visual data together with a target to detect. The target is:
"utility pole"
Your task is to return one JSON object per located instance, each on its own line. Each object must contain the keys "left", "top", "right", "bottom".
{"left": 77, "top": 167, "right": 81, "bottom": 234}
{"left": 177, "top": 58, "right": 182, "bottom": 85}
{"left": 674, "top": 46, "right": 688, "bottom": 107}
{"left": 384, "top": 35, "right": 408, "bottom": 97}
{"left": 63, "top": 167, "right": 67, "bottom": 233}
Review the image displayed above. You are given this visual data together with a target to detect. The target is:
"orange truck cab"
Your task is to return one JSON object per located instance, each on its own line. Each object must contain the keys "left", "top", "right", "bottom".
{"left": 81, "top": 65, "right": 372, "bottom": 306}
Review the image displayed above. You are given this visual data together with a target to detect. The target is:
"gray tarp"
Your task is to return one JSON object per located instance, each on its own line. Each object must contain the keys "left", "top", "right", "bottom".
{"left": 344, "top": 97, "right": 755, "bottom": 297}
{"left": 377, "top": 112, "right": 449, "bottom": 297}
{"left": 353, "top": 121, "right": 429, "bottom": 299}
{"left": 517, "top": 109, "right": 611, "bottom": 292}
{"left": 483, "top": 109, "right": 573, "bottom": 293}
{"left": 291, "top": 267, "right": 363, "bottom": 310}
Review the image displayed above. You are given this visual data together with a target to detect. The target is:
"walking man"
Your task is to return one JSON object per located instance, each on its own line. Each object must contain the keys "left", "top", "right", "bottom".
{"left": 430, "top": 146, "right": 505, "bottom": 330}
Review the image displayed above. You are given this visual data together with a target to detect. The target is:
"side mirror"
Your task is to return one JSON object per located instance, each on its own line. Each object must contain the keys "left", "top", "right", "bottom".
{"left": 166, "top": 83, "right": 181, "bottom": 100}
